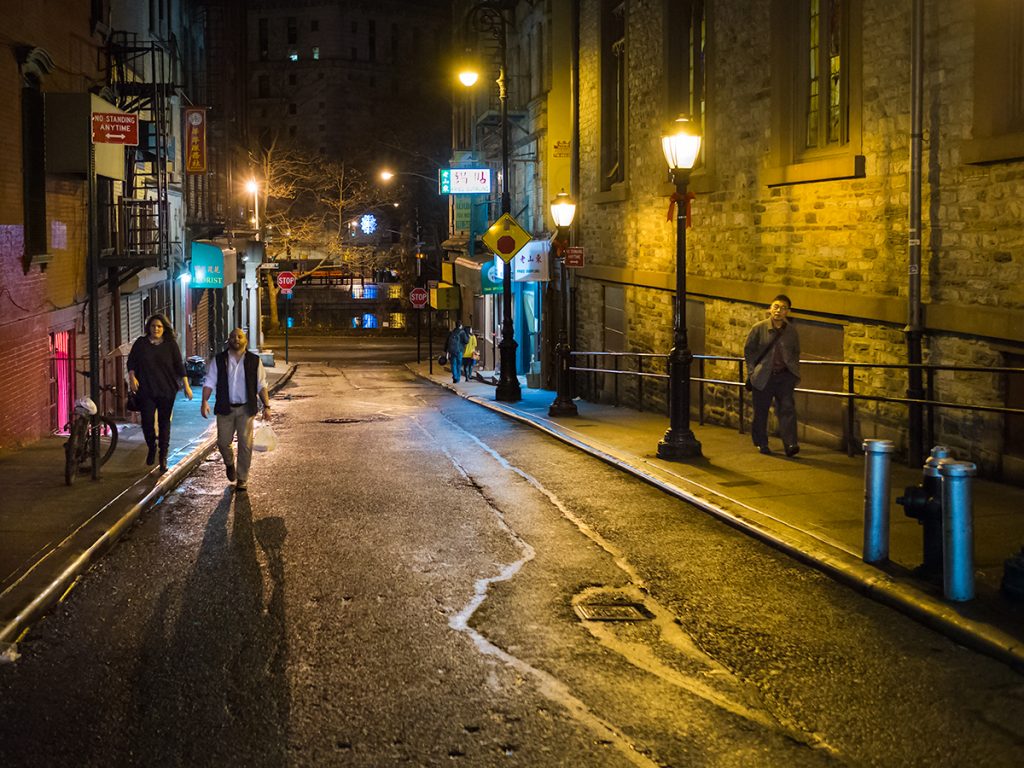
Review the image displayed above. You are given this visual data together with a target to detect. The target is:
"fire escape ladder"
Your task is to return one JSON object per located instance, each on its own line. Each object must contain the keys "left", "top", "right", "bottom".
{"left": 104, "top": 32, "right": 180, "bottom": 270}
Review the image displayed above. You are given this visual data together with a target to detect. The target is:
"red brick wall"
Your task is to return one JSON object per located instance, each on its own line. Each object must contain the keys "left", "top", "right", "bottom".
{"left": 0, "top": 0, "right": 102, "bottom": 450}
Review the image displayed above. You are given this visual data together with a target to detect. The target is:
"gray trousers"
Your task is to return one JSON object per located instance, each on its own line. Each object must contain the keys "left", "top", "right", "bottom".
{"left": 216, "top": 405, "right": 255, "bottom": 483}
{"left": 751, "top": 370, "right": 799, "bottom": 449}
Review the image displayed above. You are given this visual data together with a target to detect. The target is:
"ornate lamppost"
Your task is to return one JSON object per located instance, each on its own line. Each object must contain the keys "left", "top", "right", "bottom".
{"left": 656, "top": 116, "right": 703, "bottom": 461}
{"left": 459, "top": 0, "right": 521, "bottom": 402}
{"left": 548, "top": 190, "right": 577, "bottom": 416}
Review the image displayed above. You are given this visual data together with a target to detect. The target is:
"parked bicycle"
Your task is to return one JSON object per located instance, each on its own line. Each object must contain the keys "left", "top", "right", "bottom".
{"left": 64, "top": 381, "right": 118, "bottom": 485}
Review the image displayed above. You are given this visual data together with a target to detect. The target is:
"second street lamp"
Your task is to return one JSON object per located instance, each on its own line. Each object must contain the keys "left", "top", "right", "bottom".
{"left": 656, "top": 116, "right": 703, "bottom": 461}
{"left": 460, "top": 0, "right": 520, "bottom": 402}
{"left": 246, "top": 178, "right": 260, "bottom": 237}
{"left": 548, "top": 190, "right": 577, "bottom": 417}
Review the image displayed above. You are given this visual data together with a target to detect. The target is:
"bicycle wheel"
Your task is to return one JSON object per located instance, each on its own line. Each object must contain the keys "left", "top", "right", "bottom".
{"left": 64, "top": 423, "right": 84, "bottom": 486}
{"left": 92, "top": 416, "right": 119, "bottom": 467}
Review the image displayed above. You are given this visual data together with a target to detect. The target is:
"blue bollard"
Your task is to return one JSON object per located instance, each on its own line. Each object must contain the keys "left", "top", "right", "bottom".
{"left": 939, "top": 459, "right": 977, "bottom": 601}
{"left": 862, "top": 439, "right": 895, "bottom": 563}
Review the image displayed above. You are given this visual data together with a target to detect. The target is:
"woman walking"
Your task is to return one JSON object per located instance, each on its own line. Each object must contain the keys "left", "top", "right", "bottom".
{"left": 127, "top": 314, "right": 193, "bottom": 472}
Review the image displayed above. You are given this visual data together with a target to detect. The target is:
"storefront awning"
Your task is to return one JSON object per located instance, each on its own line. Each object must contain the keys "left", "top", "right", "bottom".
{"left": 120, "top": 266, "right": 167, "bottom": 294}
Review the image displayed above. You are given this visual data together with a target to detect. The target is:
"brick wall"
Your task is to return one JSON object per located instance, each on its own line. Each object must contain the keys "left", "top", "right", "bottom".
{"left": 572, "top": 0, "right": 1024, "bottom": 476}
{"left": 0, "top": 0, "right": 101, "bottom": 450}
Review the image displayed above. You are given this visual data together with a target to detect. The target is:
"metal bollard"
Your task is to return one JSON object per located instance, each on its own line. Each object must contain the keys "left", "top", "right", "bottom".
{"left": 862, "top": 439, "right": 895, "bottom": 563}
{"left": 939, "top": 459, "right": 977, "bottom": 601}
{"left": 895, "top": 445, "right": 952, "bottom": 577}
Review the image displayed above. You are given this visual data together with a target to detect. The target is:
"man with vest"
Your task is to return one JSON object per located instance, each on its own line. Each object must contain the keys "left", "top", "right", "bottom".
{"left": 200, "top": 328, "right": 272, "bottom": 491}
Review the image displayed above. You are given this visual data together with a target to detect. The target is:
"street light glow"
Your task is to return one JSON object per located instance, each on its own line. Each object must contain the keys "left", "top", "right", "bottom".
{"left": 549, "top": 190, "right": 576, "bottom": 229}
{"left": 380, "top": 170, "right": 395, "bottom": 181}
{"left": 662, "top": 116, "right": 702, "bottom": 171}
{"left": 458, "top": 69, "right": 479, "bottom": 87}
{"left": 245, "top": 179, "right": 258, "bottom": 195}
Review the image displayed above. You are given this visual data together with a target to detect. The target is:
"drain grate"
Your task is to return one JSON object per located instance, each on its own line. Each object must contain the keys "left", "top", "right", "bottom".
{"left": 718, "top": 479, "right": 760, "bottom": 488}
{"left": 574, "top": 602, "right": 652, "bottom": 622}
{"left": 320, "top": 414, "right": 392, "bottom": 424}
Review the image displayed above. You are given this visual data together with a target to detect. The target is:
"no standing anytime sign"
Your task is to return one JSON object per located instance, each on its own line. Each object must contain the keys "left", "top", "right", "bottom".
{"left": 91, "top": 112, "right": 139, "bottom": 145}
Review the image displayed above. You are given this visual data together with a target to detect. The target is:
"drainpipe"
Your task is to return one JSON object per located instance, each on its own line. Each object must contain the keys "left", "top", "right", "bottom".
{"left": 569, "top": 0, "right": 580, "bottom": 371}
{"left": 906, "top": 0, "right": 925, "bottom": 466}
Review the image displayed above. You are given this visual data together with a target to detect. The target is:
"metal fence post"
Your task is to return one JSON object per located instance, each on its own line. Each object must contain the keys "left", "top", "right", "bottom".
{"left": 939, "top": 459, "right": 977, "bottom": 601}
{"left": 862, "top": 439, "right": 895, "bottom": 563}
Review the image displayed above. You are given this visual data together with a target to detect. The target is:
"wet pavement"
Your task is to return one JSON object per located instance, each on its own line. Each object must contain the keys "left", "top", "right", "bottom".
{"left": 410, "top": 361, "right": 1024, "bottom": 671}
{"left": 2, "top": 351, "right": 1023, "bottom": 673}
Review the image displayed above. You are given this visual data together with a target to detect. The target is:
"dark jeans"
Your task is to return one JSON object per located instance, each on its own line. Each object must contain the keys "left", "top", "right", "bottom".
{"left": 139, "top": 394, "right": 176, "bottom": 457}
{"left": 751, "top": 370, "right": 798, "bottom": 449}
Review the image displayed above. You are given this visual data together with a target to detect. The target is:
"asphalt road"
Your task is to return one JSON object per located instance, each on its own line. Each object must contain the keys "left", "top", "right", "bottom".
{"left": 1, "top": 337, "right": 1022, "bottom": 767}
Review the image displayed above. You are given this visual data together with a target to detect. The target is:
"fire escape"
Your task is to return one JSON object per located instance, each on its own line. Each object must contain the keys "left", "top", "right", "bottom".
{"left": 103, "top": 33, "right": 178, "bottom": 272}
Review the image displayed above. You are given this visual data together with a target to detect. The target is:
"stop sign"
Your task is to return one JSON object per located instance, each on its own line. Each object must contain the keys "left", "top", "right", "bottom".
{"left": 409, "top": 286, "right": 428, "bottom": 309}
{"left": 276, "top": 271, "right": 296, "bottom": 291}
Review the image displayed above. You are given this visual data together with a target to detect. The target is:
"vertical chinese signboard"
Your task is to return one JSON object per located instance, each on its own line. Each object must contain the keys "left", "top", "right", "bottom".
{"left": 185, "top": 108, "right": 207, "bottom": 174}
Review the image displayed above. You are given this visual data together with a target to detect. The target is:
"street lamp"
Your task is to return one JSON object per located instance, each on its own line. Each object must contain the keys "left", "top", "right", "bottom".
{"left": 245, "top": 178, "right": 260, "bottom": 237}
{"left": 380, "top": 168, "right": 438, "bottom": 185}
{"left": 656, "top": 116, "right": 703, "bottom": 461}
{"left": 548, "top": 190, "right": 577, "bottom": 417}
{"left": 460, "top": 0, "right": 520, "bottom": 402}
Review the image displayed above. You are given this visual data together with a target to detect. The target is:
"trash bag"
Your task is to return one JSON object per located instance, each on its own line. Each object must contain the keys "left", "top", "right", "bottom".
{"left": 253, "top": 422, "right": 278, "bottom": 452}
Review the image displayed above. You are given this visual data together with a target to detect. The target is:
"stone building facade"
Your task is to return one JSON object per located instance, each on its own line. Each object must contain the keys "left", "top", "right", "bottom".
{"left": 572, "top": 0, "right": 1024, "bottom": 479}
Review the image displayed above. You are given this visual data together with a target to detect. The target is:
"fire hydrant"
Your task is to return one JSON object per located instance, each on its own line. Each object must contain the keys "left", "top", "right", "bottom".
{"left": 895, "top": 445, "right": 951, "bottom": 577}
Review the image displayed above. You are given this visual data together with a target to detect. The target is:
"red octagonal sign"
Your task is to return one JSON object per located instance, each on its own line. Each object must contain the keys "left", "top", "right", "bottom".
{"left": 276, "top": 271, "right": 297, "bottom": 291}
{"left": 409, "top": 286, "right": 428, "bottom": 309}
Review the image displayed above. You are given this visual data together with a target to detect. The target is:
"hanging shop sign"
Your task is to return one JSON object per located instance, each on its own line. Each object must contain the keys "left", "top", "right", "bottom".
{"left": 481, "top": 257, "right": 503, "bottom": 294}
{"left": 512, "top": 240, "right": 550, "bottom": 282}
{"left": 184, "top": 108, "right": 207, "bottom": 174}
{"left": 440, "top": 168, "right": 491, "bottom": 195}
{"left": 190, "top": 241, "right": 225, "bottom": 288}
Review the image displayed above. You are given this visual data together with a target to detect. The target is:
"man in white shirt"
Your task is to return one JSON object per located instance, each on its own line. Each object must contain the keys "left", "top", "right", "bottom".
{"left": 200, "top": 328, "right": 272, "bottom": 491}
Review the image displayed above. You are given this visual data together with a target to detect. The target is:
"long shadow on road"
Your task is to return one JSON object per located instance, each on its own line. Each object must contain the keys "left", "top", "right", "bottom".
{"left": 129, "top": 491, "right": 290, "bottom": 767}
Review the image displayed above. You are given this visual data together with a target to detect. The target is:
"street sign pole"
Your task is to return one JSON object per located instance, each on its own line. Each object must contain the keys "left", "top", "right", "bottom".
{"left": 285, "top": 292, "right": 290, "bottom": 364}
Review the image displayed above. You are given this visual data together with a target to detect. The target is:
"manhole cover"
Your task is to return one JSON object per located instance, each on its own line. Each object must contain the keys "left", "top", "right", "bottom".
{"left": 320, "top": 414, "right": 392, "bottom": 424}
{"left": 574, "top": 602, "right": 652, "bottom": 622}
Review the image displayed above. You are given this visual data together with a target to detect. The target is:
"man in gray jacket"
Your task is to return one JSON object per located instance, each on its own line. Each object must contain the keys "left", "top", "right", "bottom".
{"left": 744, "top": 295, "right": 801, "bottom": 456}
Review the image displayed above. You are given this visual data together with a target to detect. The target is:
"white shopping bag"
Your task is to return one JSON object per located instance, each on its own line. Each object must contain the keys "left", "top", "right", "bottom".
{"left": 253, "top": 422, "right": 278, "bottom": 452}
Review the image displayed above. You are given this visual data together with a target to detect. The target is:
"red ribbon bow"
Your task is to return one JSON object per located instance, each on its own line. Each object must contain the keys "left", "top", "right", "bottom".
{"left": 666, "top": 191, "right": 696, "bottom": 228}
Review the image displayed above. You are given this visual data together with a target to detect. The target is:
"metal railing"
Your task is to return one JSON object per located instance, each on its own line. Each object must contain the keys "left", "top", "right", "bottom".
{"left": 569, "top": 351, "right": 1024, "bottom": 459}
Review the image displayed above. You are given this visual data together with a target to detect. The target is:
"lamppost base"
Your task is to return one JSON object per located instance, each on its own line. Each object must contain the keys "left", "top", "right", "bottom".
{"left": 657, "top": 430, "right": 702, "bottom": 461}
{"left": 548, "top": 397, "right": 577, "bottom": 417}
{"left": 495, "top": 379, "right": 522, "bottom": 402}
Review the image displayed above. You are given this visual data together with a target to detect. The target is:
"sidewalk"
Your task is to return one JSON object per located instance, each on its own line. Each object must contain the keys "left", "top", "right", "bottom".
{"left": 411, "top": 362, "right": 1024, "bottom": 671}
{"left": 0, "top": 364, "right": 295, "bottom": 657}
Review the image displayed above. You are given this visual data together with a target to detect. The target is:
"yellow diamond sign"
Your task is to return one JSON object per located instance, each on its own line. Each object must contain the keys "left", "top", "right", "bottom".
{"left": 482, "top": 213, "right": 533, "bottom": 263}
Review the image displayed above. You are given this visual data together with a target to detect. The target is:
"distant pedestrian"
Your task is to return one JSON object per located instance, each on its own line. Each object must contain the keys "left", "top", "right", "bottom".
{"left": 127, "top": 314, "right": 193, "bottom": 473}
{"left": 200, "top": 328, "right": 272, "bottom": 492}
{"left": 446, "top": 322, "right": 469, "bottom": 383}
{"left": 462, "top": 326, "right": 478, "bottom": 382}
{"left": 744, "top": 295, "right": 801, "bottom": 457}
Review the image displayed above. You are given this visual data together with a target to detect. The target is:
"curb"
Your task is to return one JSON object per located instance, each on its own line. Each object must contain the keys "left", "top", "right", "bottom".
{"left": 0, "top": 365, "right": 298, "bottom": 651}
{"left": 410, "top": 365, "right": 1024, "bottom": 673}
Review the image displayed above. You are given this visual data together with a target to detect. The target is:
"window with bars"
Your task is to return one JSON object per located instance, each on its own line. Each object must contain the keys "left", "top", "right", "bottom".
{"left": 767, "top": 0, "right": 863, "bottom": 185}
{"left": 804, "top": 0, "right": 844, "bottom": 149}
{"left": 600, "top": 0, "right": 627, "bottom": 191}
